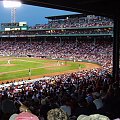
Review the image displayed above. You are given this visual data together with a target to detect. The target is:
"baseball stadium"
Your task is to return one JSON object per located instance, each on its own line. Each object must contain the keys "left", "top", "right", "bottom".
{"left": 0, "top": 14, "right": 113, "bottom": 82}
{"left": 0, "top": 1, "right": 120, "bottom": 120}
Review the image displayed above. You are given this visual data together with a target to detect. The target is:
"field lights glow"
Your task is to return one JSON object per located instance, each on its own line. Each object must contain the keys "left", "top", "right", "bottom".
{"left": 3, "top": 0, "right": 22, "bottom": 8}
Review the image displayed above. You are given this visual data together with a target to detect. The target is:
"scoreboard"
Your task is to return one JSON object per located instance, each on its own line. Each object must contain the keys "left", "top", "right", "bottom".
{"left": 1, "top": 22, "right": 28, "bottom": 31}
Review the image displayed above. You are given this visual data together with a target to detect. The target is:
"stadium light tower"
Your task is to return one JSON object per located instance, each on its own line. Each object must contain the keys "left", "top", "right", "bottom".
{"left": 3, "top": 0, "right": 22, "bottom": 23}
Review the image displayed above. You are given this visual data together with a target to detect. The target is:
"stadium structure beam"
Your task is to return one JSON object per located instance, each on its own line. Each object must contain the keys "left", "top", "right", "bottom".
{"left": 113, "top": 17, "right": 120, "bottom": 81}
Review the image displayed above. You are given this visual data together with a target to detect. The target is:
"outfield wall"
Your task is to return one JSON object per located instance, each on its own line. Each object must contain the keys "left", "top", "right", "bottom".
{"left": 46, "top": 56, "right": 102, "bottom": 66}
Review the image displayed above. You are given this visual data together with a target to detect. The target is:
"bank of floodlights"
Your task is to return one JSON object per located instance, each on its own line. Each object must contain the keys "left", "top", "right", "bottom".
{"left": 3, "top": 0, "right": 22, "bottom": 23}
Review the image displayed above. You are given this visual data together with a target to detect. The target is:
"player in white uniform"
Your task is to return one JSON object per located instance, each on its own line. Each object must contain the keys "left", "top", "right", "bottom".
{"left": 8, "top": 59, "right": 11, "bottom": 64}
{"left": 57, "top": 61, "right": 60, "bottom": 66}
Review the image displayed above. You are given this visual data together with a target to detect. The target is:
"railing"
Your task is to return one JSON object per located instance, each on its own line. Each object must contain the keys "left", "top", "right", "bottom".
{"left": 0, "top": 33, "right": 113, "bottom": 37}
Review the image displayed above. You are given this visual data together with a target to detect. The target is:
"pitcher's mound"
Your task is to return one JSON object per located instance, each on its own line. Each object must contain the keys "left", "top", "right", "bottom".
{"left": 0, "top": 64, "right": 16, "bottom": 66}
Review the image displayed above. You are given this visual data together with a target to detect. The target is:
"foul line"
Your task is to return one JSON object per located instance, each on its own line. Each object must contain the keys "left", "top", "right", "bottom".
{"left": 0, "top": 65, "right": 59, "bottom": 75}
{"left": 12, "top": 59, "right": 42, "bottom": 63}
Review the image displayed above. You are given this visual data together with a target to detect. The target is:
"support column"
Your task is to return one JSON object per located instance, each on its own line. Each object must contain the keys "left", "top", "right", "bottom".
{"left": 44, "top": 37, "right": 47, "bottom": 42}
{"left": 1, "top": 38, "right": 2, "bottom": 46}
{"left": 94, "top": 37, "right": 96, "bottom": 46}
{"left": 76, "top": 37, "right": 78, "bottom": 46}
{"left": 113, "top": 17, "right": 120, "bottom": 81}
{"left": 29, "top": 37, "right": 31, "bottom": 45}
{"left": 60, "top": 37, "right": 62, "bottom": 46}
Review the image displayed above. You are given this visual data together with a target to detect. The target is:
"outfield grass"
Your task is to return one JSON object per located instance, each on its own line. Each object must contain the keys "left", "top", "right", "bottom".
{"left": 0, "top": 57, "right": 85, "bottom": 81}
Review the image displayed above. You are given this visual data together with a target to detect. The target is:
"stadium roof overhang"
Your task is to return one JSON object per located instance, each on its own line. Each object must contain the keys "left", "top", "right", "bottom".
{"left": 45, "top": 14, "right": 87, "bottom": 20}
{"left": 21, "top": 0, "right": 119, "bottom": 18}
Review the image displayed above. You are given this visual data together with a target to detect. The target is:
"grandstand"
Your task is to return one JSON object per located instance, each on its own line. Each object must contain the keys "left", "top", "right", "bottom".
{"left": 0, "top": 14, "right": 113, "bottom": 37}
{"left": 0, "top": 14, "right": 120, "bottom": 120}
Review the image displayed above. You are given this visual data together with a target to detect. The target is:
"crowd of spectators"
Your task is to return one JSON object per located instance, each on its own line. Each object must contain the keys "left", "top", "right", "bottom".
{"left": 0, "top": 37, "right": 119, "bottom": 120}
{"left": 1, "top": 67, "right": 119, "bottom": 120}
{"left": 0, "top": 38, "right": 113, "bottom": 67}
{"left": 0, "top": 61, "right": 120, "bottom": 120}
{"left": 30, "top": 15, "right": 113, "bottom": 29}
{"left": 0, "top": 27, "right": 113, "bottom": 36}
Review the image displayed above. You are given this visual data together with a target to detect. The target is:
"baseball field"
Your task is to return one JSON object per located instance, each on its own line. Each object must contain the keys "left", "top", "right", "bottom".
{"left": 0, "top": 57, "right": 101, "bottom": 83}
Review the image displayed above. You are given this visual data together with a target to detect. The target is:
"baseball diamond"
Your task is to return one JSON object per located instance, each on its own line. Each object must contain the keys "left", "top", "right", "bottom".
{"left": 0, "top": 57, "right": 101, "bottom": 83}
